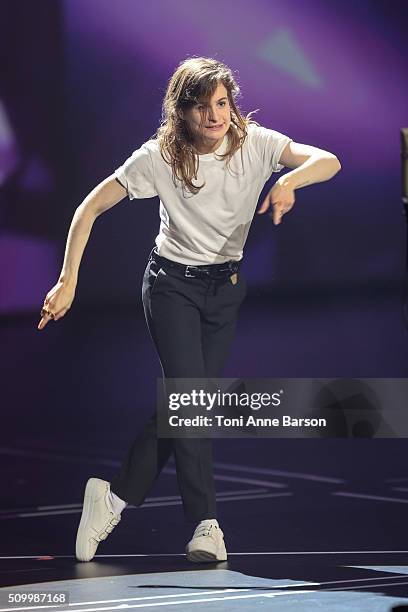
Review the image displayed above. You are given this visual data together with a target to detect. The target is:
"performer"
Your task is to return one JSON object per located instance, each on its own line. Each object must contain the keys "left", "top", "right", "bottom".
{"left": 38, "top": 56, "right": 341, "bottom": 563}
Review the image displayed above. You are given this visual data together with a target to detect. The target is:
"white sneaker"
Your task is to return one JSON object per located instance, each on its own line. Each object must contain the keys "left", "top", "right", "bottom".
{"left": 75, "top": 478, "right": 121, "bottom": 562}
{"left": 185, "top": 519, "right": 227, "bottom": 563}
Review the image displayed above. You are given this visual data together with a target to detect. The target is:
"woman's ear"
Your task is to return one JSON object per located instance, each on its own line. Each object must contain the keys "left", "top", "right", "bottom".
{"left": 177, "top": 109, "right": 184, "bottom": 120}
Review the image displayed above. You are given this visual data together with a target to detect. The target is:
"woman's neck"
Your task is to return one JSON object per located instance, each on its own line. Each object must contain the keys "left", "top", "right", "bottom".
{"left": 193, "top": 135, "right": 225, "bottom": 155}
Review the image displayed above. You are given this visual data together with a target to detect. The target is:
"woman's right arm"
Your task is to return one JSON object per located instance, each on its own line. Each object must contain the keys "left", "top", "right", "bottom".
{"left": 38, "top": 175, "right": 127, "bottom": 330}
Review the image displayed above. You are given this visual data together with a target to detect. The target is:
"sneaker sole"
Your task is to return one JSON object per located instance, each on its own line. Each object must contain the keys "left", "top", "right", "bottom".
{"left": 76, "top": 478, "right": 106, "bottom": 562}
{"left": 186, "top": 540, "right": 227, "bottom": 563}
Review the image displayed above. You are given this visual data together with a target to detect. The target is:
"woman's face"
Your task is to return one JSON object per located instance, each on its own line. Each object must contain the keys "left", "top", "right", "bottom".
{"left": 181, "top": 82, "right": 231, "bottom": 151}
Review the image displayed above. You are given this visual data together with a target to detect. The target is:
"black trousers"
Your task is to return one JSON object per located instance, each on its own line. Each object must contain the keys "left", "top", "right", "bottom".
{"left": 110, "top": 247, "right": 247, "bottom": 522}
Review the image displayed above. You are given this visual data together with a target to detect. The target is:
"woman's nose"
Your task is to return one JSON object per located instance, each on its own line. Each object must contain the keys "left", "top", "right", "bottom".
{"left": 207, "top": 107, "right": 218, "bottom": 122}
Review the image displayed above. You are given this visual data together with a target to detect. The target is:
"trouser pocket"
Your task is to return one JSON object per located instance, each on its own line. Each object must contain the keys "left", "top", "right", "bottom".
{"left": 142, "top": 259, "right": 166, "bottom": 300}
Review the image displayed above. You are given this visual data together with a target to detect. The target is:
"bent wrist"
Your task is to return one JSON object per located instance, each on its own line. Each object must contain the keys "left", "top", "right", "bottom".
{"left": 58, "top": 273, "right": 77, "bottom": 287}
{"left": 277, "top": 173, "right": 297, "bottom": 191}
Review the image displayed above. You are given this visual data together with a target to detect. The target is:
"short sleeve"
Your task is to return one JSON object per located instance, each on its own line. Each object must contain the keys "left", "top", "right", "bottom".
{"left": 114, "top": 142, "right": 158, "bottom": 200}
{"left": 248, "top": 124, "right": 293, "bottom": 178}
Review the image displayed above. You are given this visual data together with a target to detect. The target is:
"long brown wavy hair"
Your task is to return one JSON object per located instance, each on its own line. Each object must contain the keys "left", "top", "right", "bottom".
{"left": 152, "top": 56, "right": 258, "bottom": 195}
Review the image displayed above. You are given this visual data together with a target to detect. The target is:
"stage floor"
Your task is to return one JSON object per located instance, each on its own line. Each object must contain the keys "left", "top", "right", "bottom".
{"left": 1, "top": 291, "right": 408, "bottom": 609}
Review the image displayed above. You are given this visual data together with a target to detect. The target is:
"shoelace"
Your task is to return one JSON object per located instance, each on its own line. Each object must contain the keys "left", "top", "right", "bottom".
{"left": 194, "top": 524, "right": 218, "bottom": 538}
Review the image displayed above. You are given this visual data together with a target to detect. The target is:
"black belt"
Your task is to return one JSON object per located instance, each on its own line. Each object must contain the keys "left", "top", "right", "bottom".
{"left": 149, "top": 248, "right": 242, "bottom": 280}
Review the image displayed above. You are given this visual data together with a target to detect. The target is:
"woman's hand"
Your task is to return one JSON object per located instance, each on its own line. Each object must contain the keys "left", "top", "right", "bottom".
{"left": 38, "top": 280, "right": 76, "bottom": 330}
{"left": 257, "top": 177, "right": 296, "bottom": 225}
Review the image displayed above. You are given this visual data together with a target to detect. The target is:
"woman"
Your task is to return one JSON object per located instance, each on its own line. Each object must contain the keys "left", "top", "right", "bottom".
{"left": 38, "top": 56, "right": 341, "bottom": 563}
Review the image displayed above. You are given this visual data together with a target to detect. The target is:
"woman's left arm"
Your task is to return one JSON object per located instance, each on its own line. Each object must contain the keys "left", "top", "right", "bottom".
{"left": 257, "top": 141, "right": 342, "bottom": 225}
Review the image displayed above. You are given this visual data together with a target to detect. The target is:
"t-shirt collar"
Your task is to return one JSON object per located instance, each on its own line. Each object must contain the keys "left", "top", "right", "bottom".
{"left": 196, "top": 134, "right": 228, "bottom": 161}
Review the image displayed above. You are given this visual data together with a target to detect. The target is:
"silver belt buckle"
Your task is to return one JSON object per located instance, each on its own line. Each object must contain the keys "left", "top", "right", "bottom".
{"left": 185, "top": 265, "right": 199, "bottom": 277}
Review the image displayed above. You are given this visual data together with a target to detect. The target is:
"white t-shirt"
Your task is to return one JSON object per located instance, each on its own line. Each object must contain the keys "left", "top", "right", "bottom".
{"left": 114, "top": 123, "right": 292, "bottom": 265}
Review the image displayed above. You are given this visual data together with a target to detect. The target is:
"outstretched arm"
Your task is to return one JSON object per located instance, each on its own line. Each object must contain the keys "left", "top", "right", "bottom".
{"left": 59, "top": 175, "right": 127, "bottom": 285}
{"left": 38, "top": 175, "right": 127, "bottom": 329}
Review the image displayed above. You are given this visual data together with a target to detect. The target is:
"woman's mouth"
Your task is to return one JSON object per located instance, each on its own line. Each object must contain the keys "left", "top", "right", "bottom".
{"left": 205, "top": 124, "right": 223, "bottom": 131}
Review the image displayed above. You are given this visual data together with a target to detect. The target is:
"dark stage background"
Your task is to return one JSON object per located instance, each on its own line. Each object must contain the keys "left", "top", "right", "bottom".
{"left": 1, "top": 0, "right": 408, "bottom": 530}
